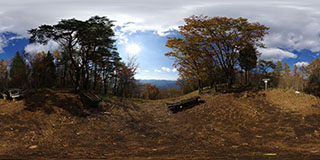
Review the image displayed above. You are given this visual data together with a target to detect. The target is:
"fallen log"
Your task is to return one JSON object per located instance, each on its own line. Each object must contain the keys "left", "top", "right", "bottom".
{"left": 166, "top": 96, "right": 200, "bottom": 112}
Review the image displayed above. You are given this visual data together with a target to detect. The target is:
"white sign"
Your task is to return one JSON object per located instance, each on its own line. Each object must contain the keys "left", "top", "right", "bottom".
{"left": 262, "top": 79, "right": 270, "bottom": 90}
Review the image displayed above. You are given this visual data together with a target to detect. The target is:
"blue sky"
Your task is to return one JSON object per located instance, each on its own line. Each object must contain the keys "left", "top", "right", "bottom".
{"left": 0, "top": 0, "right": 320, "bottom": 80}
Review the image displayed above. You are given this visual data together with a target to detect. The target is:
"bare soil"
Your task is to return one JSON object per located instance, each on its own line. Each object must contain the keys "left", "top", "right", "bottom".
{"left": 0, "top": 89, "right": 320, "bottom": 159}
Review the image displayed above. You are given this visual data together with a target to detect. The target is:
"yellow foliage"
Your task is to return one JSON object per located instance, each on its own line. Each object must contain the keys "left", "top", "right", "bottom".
{"left": 54, "top": 50, "right": 60, "bottom": 58}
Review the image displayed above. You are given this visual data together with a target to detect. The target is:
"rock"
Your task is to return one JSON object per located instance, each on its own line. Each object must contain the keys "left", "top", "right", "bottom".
{"left": 29, "top": 145, "right": 38, "bottom": 149}
{"left": 314, "top": 130, "right": 319, "bottom": 136}
{"left": 242, "top": 142, "right": 249, "bottom": 146}
{"left": 242, "top": 91, "right": 248, "bottom": 98}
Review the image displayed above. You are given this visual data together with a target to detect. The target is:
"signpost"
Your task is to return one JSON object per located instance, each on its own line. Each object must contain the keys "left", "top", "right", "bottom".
{"left": 262, "top": 79, "right": 270, "bottom": 90}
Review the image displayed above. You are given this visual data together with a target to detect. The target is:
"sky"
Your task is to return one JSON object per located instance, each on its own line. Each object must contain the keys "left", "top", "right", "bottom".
{"left": 0, "top": 0, "right": 320, "bottom": 80}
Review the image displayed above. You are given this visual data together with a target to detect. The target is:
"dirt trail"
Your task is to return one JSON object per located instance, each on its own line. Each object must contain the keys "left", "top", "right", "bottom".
{"left": 0, "top": 89, "right": 320, "bottom": 159}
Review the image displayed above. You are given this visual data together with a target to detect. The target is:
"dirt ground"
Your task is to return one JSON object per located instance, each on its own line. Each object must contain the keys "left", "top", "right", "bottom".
{"left": 0, "top": 89, "right": 320, "bottom": 159}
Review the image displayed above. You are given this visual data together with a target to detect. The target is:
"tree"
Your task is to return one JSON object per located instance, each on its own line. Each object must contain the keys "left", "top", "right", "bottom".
{"left": 274, "top": 61, "right": 283, "bottom": 77}
{"left": 28, "top": 16, "right": 119, "bottom": 91}
{"left": 114, "top": 57, "right": 138, "bottom": 98}
{"left": 43, "top": 52, "right": 57, "bottom": 87}
{"left": 30, "top": 52, "right": 46, "bottom": 88}
{"left": 176, "top": 77, "right": 199, "bottom": 94}
{"left": 165, "top": 38, "right": 206, "bottom": 94}
{"left": 10, "top": 51, "right": 28, "bottom": 89}
{"left": 292, "top": 64, "right": 306, "bottom": 91}
{"left": 168, "top": 87, "right": 182, "bottom": 98}
{"left": 54, "top": 50, "right": 71, "bottom": 87}
{"left": 31, "top": 51, "right": 57, "bottom": 88}
{"left": 0, "top": 59, "right": 9, "bottom": 90}
{"left": 239, "top": 44, "right": 258, "bottom": 85}
{"left": 142, "top": 84, "right": 160, "bottom": 100}
{"left": 166, "top": 15, "right": 268, "bottom": 88}
{"left": 302, "top": 58, "right": 320, "bottom": 96}
{"left": 277, "top": 62, "right": 292, "bottom": 89}
{"left": 255, "top": 60, "right": 275, "bottom": 76}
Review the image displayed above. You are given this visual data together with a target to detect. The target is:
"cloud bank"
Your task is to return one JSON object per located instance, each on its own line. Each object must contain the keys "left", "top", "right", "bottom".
{"left": 258, "top": 48, "right": 297, "bottom": 62}
{"left": 295, "top": 61, "right": 309, "bottom": 67}
{"left": 0, "top": 0, "right": 319, "bottom": 59}
{"left": 24, "top": 40, "right": 59, "bottom": 55}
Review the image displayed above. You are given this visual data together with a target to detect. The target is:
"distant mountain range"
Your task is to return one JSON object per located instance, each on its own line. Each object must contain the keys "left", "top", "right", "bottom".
{"left": 138, "top": 80, "right": 179, "bottom": 89}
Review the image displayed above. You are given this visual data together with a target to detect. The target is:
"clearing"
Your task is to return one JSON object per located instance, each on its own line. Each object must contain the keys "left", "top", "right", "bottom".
{"left": 0, "top": 89, "right": 320, "bottom": 159}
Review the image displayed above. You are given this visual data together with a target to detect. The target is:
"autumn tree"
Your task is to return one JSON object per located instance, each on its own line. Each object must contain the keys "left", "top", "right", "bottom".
{"left": 166, "top": 15, "right": 268, "bottom": 89}
{"left": 302, "top": 58, "right": 320, "bottom": 96}
{"left": 167, "top": 87, "right": 182, "bottom": 98}
{"left": 113, "top": 57, "right": 138, "bottom": 98}
{"left": 176, "top": 77, "right": 199, "bottom": 94}
{"left": 166, "top": 36, "right": 206, "bottom": 94}
{"left": 0, "top": 59, "right": 9, "bottom": 90}
{"left": 277, "top": 62, "right": 292, "bottom": 89}
{"left": 9, "top": 51, "right": 28, "bottom": 89}
{"left": 142, "top": 84, "right": 160, "bottom": 100}
{"left": 30, "top": 51, "right": 56, "bottom": 88}
{"left": 291, "top": 64, "right": 306, "bottom": 91}
{"left": 54, "top": 50, "right": 71, "bottom": 87}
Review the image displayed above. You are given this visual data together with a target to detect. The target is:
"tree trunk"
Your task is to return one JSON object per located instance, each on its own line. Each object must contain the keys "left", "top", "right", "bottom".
{"left": 227, "top": 75, "right": 234, "bottom": 89}
{"left": 93, "top": 64, "right": 97, "bottom": 90}
{"left": 198, "top": 78, "right": 202, "bottom": 95}
{"left": 245, "top": 70, "right": 248, "bottom": 86}
{"left": 62, "top": 63, "right": 67, "bottom": 87}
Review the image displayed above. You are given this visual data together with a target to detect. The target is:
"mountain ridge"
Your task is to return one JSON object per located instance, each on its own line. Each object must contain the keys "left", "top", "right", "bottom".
{"left": 138, "top": 79, "right": 179, "bottom": 89}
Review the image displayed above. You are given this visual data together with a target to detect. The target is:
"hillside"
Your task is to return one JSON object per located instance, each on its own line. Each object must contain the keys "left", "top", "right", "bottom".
{"left": 138, "top": 79, "right": 179, "bottom": 89}
{"left": 0, "top": 89, "right": 320, "bottom": 159}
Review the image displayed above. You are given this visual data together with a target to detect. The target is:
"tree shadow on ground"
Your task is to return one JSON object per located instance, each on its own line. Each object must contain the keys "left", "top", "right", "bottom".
{"left": 23, "top": 89, "right": 145, "bottom": 118}
{"left": 23, "top": 89, "right": 110, "bottom": 117}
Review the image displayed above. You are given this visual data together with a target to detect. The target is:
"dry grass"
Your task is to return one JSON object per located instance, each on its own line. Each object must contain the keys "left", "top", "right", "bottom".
{"left": 1, "top": 88, "right": 320, "bottom": 159}
{"left": 265, "top": 89, "right": 320, "bottom": 115}
{"left": 0, "top": 100, "right": 25, "bottom": 115}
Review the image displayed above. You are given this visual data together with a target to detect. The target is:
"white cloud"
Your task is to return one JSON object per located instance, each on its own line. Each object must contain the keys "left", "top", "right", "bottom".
{"left": 0, "top": 0, "right": 320, "bottom": 54}
{"left": 143, "top": 70, "right": 150, "bottom": 73}
{"left": 161, "top": 67, "right": 171, "bottom": 72}
{"left": 258, "top": 48, "right": 297, "bottom": 62}
{"left": 0, "top": 34, "right": 27, "bottom": 53}
{"left": 295, "top": 61, "right": 309, "bottom": 67}
{"left": 172, "top": 68, "right": 178, "bottom": 72}
{"left": 24, "top": 40, "right": 59, "bottom": 55}
{"left": 154, "top": 69, "right": 162, "bottom": 73}
{"left": 0, "top": 35, "right": 8, "bottom": 53}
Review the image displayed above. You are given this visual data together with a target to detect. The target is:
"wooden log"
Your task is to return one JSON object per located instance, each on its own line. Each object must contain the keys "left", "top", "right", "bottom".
{"left": 166, "top": 96, "right": 200, "bottom": 111}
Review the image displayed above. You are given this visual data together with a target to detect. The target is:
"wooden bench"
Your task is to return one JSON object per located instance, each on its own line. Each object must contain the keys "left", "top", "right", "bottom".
{"left": 166, "top": 96, "right": 200, "bottom": 113}
{"left": 80, "top": 91, "right": 102, "bottom": 107}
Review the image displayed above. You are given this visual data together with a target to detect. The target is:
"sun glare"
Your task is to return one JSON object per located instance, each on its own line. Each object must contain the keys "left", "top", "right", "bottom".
{"left": 125, "top": 43, "right": 141, "bottom": 55}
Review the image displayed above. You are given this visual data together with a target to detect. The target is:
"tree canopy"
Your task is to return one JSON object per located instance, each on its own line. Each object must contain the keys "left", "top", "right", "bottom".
{"left": 166, "top": 15, "right": 269, "bottom": 89}
{"left": 28, "top": 16, "right": 120, "bottom": 91}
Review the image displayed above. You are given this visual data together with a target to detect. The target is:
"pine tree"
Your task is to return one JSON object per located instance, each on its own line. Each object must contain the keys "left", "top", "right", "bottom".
{"left": 10, "top": 51, "right": 28, "bottom": 89}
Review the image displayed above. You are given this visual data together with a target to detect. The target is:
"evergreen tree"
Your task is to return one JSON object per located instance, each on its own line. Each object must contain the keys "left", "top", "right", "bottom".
{"left": 10, "top": 51, "right": 28, "bottom": 89}
{"left": 43, "top": 52, "right": 56, "bottom": 87}
{"left": 239, "top": 44, "right": 258, "bottom": 85}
